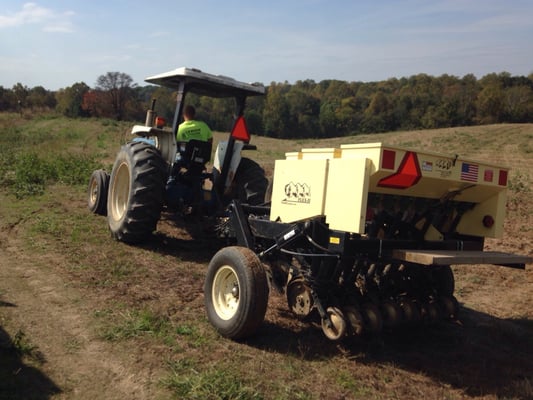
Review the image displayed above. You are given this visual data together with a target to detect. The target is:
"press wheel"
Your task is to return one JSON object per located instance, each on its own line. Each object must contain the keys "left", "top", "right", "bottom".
{"left": 321, "top": 307, "right": 347, "bottom": 341}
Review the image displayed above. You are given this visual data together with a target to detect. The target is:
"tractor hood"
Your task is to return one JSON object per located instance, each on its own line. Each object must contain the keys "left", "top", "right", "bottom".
{"left": 145, "top": 67, "right": 265, "bottom": 98}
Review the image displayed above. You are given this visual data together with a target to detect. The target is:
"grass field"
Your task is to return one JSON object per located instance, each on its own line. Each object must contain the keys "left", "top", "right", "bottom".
{"left": 0, "top": 113, "right": 531, "bottom": 400}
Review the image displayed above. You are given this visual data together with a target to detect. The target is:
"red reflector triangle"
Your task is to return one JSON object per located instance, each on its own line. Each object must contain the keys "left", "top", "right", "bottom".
{"left": 231, "top": 116, "right": 250, "bottom": 142}
{"left": 378, "top": 151, "right": 421, "bottom": 189}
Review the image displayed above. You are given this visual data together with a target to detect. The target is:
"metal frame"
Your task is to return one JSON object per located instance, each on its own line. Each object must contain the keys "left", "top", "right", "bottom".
{"left": 227, "top": 200, "right": 528, "bottom": 270}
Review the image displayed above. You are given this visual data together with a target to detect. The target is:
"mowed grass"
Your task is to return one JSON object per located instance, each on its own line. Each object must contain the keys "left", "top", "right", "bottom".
{"left": 1, "top": 112, "right": 532, "bottom": 400}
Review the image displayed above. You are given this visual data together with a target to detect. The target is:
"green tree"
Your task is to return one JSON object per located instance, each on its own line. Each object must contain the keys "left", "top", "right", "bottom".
{"left": 244, "top": 109, "right": 263, "bottom": 135}
{"left": 263, "top": 83, "right": 291, "bottom": 138}
{"left": 319, "top": 80, "right": 359, "bottom": 136}
{"left": 319, "top": 101, "right": 338, "bottom": 137}
{"left": 245, "top": 92, "right": 265, "bottom": 135}
{"left": 55, "top": 82, "right": 90, "bottom": 117}
{"left": 148, "top": 86, "right": 176, "bottom": 122}
{"left": 503, "top": 84, "right": 532, "bottom": 122}
{"left": 397, "top": 74, "right": 439, "bottom": 128}
{"left": 457, "top": 74, "right": 479, "bottom": 125}
{"left": 12, "top": 83, "right": 29, "bottom": 110}
{"left": 0, "top": 86, "right": 16, "bottom": 110}
{"left": 476, "top": 73, "right": 504, "bottom": 124}
{"left": 26, "top": 86, "right": 56, "bottom": 110}
{"left": 336, "top": 95, "right": 365, "bottom": 134}
{"left": 95, "top": 72, "right": 136, "bottom": 120}
{"left": 361, "top": 91, "right": 392, "bottom": 132}
{"left": 286, "top": 84, "right": 320, "bottom": 137}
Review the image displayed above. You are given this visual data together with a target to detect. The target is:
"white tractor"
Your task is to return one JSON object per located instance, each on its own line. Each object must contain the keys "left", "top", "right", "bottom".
{"left": 88, "top": 67, "right": 268, "bottom": 243}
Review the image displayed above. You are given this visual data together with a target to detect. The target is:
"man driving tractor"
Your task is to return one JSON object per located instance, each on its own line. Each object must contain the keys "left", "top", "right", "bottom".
{"left": 177, "top": 105, "right": 213, "bottom": 143}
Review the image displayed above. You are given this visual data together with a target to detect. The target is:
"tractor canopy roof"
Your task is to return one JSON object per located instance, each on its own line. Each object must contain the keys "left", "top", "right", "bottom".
{"left": 145, "top": 67, "right": 265, "bottom": 98}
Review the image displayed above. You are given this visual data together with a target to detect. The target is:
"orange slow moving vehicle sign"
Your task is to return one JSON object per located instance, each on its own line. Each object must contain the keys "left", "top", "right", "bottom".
{"left": 378, "top": 151, "right": 422, "bottom": 189}
{"left": 231, "top": 116, "right": 250, "bottom": 142}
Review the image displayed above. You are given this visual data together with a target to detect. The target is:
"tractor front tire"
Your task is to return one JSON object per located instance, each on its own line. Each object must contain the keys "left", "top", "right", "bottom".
{"left": 107, "top": 141, "right": 167, "bottom": 244}
{"left": 204, "top": 246, "right": 269, "bottom": 340}
{"left": 88, "top": 169, "right": 109, "bottom": 216}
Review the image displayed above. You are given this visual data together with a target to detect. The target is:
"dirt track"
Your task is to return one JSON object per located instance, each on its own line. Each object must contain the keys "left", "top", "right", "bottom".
{"left": 0, "top": 222, "right": 167, "bottom": 399}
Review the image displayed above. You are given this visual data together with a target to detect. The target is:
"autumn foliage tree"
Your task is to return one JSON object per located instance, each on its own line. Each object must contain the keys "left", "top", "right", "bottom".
{"left": 95, "top": 72, "right": 137, "bottom": 120}
{"left": 55, "top": 82, "right": 90, "bottom": 117}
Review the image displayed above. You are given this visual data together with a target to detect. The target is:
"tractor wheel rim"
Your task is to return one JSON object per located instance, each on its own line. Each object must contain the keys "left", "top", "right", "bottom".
{"left": 110, "top": 162, "right": 130, "bottom": 222}
{"left": 89, "top": 179, "right": 98, "bottom": 206}
{"left": 212, "top": 265, "right": 240, "bottom": 320}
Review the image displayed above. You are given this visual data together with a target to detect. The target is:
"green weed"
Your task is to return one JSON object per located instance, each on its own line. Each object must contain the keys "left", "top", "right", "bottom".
{"left": 64, "top": 337, "right": 83, "bottom": 353}
{"left": 101, "top": 119, "right": 119, "bottom": 127}
{"left": 96, "top": 133, "right": 107, "bottom": 149}
{"left": 109, "top": 261, "right": 136, "bottom": 279}
{"left": 9, "top": 152, "right": 99, "bottom": 198}
{"left": 101, "top": 309, "right": 173, "bottom": 341}
{"left": 175, "top": 323, "right": 210, "bottom": 348}
{"left": 335, "top": 371, "right": 374, "bottom": 397}
{"left": 12, "top": 330, "right": 45, "bottom": 364}
{"left": 32, "top": 215, "right": 63, "bottom": 237}
{"left": 12, "top": 153, "right": 54, "bottom": 197}
{"left": 54, "top": 154, "right": 99, "bottom": 185}
{"left": 12, "top": 330, "right": 36, "bottom": 356}
{"left": 163, "top": 359, "right": 263, "bottom": 400}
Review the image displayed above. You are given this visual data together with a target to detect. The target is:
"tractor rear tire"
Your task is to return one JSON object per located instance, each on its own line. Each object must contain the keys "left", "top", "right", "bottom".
{"left": 204, "top": 246, "right": 269, "bottom": 340}
{"left": 107, "top": 141, "right": 167, "bottom": 244}
{"left": 88, "top": 169, "right": 109, "bottom": 216}
{"left": 232, "top": 157, "right": 268, "bottom": 205}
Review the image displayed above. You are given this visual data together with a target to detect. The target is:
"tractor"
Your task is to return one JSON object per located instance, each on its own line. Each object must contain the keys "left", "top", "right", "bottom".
{"left": 88, "top": 68, "right": 531, "bottom": 342}
{"left": 88, "top": 67, "right": 268, "bottom": 243}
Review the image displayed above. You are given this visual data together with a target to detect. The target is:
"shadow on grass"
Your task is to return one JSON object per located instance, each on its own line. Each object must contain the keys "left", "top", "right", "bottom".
{"left": 136, "top": 212, "right": 222, "bottom": 264}
{"left": 246, "top": 306, "right": 533, "bottom": 399}
{"left": 0, "top": 325, "right": 61, "bottom": 400}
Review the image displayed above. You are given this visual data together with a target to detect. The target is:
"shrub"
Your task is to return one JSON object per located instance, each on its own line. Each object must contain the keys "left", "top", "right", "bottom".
{"left": 13, "top": 153, "right": 55, "bottom": 198}
{"left": 11, "top": 152, "right": 99, "bottom": 198}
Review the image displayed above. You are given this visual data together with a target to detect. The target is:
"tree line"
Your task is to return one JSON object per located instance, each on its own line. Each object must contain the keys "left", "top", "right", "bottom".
{"left": 1, "top": 71, "right": 533, "bottom": 138}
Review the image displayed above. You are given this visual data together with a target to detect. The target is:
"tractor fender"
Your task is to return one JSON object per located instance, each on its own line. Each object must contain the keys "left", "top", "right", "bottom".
{"left": 130, "top": 125, "right": 176, "bottom": 168}
{"left": 213, "top": 140, "right": 244, "bottom": 190}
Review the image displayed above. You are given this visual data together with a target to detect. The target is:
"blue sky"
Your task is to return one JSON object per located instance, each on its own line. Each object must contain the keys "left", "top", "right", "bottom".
{"left": 1, "top": 0, "right": 532, "bottom": 90}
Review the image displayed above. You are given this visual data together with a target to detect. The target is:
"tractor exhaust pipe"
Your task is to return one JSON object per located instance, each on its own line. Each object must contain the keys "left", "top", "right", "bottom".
{"left": 145, "top": 99, "right": 156, "bottom": 127}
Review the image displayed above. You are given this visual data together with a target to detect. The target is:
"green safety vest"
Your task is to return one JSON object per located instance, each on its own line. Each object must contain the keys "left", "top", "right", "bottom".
{"left": 177, "top": 120, "right": 213, "bottom": 142}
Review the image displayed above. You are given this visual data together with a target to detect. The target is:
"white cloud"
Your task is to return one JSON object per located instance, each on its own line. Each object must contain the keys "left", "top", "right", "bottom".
{"left": 0, "top": 2, "right": 74, "bottom": 32}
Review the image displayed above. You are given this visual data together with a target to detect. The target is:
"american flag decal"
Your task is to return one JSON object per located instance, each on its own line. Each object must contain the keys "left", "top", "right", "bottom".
{"left": 461, "top": 162, "right": 479, "bottom": 182}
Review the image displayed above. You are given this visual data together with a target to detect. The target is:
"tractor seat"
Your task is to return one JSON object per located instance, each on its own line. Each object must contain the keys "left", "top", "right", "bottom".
{"left": 177, "top": 139, "right": 212, "bottom": 175}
